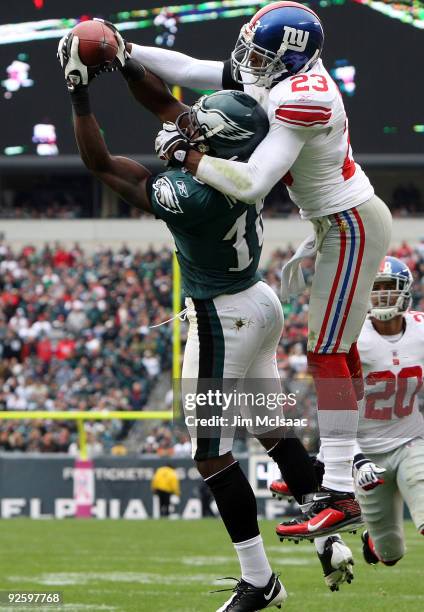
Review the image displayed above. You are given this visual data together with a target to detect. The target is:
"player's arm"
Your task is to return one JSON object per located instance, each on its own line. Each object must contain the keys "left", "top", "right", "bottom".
{"left": 164, "top": 83, "right": 334, "bottom": 203}
{"left": 73, "top": 106, "right": 152, "bottom": 213}
{"left": 58, "top": 35, "right": 153, "bottom": 213}
{"left": 122, "top": 60, "right": 188, "bottom": 123}
{"left": 100, "top": 22, "right": 240, "bottom": 116}
{"left": 183, "top": 121, "right": 308, "bottom": 204}
{"left": 128, "top": 42, "right": 225, "bottom": 90}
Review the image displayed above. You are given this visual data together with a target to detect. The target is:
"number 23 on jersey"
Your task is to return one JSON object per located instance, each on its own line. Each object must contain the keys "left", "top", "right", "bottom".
{"left": 290, "top": 73, "right": 328, "bottom": 93}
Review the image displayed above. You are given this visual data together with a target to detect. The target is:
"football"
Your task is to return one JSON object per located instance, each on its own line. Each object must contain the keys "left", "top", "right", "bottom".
{"left": 71, "top": 20, "right": 118, "bottom": 67}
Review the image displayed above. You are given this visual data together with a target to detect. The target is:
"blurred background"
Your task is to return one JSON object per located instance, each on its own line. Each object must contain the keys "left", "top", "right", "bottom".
{"left": 0, "top": 0, "right": 423, "bottom": 519}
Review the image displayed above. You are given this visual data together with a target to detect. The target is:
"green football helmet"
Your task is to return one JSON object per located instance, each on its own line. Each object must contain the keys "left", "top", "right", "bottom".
{"left": 175, "top": 90, "right": 269, "bottom": 161}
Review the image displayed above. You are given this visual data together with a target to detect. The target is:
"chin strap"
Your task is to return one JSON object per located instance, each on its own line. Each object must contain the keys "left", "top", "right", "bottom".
{"left": 370, "top": 306, "right": 400, "bottom": 321}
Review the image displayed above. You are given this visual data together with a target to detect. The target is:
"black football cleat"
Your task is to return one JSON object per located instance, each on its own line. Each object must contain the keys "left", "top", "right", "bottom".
{"left": 317, "top": 535, "right": 354, "bottom": 591}
{"left": 215, "top": 572, "right": 287, "bottom": 611}
{"left": 276, "top": 489, "right": 363, "bottom": 541}
{"left": 361, "top": 530, "right": 379, "bottom": 565}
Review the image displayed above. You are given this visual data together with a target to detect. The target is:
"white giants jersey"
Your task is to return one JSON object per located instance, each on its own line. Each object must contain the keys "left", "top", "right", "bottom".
{"left": 357, "top": 312, "right": 424, "bottom": 454}
{"left": 243, "top": 60, "right": 374, "bottom": 219}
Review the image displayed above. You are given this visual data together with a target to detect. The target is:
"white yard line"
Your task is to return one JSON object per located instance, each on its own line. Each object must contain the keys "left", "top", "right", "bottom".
{"left": 7, "top": 572, "right": 216, "bottom": 586}
{"left": 0, "top": 606, "right": 117, "bottom": 612}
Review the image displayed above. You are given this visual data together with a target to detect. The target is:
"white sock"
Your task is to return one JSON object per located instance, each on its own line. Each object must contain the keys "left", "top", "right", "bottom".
{"left": 318, "top": 408, "right": 358, "bottom": 492}
{"left": 234, "top": 535, "right": 272, "bottom": 588}
{"left": 314, "top": 535, "right": 329, "bottom": 554}
{"left": 320, "top": 437, "right": 355, "bottom": 492}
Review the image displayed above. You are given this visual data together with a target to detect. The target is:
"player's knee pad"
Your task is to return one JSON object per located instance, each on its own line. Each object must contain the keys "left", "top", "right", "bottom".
{"left": 370, "top": 531, "right": 403, "bottom": 566}
{"left": 307, "top": 352, "right": 357, "bottom": 410}
{"left": 374, "top": 532, "right": 405, "bottom": 564}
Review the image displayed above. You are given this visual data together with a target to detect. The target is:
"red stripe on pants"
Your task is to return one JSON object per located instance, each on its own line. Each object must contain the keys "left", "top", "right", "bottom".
{"left": 314, "top": 214, "right": 347, "bottom": 353}
{"left": 332, "top": 208, "right": 366, "bottom": 353}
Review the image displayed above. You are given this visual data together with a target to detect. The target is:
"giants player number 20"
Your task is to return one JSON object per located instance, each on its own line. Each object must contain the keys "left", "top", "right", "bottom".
{"left": 365, "top": 311, "right": 424, "bottom": 420}
{"left": 365, "top": 366, "right": 423, "bottom": 420}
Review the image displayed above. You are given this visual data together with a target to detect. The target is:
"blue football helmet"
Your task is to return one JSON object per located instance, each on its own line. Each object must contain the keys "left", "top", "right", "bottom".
{"left": 231, "top": 1, "right": 324, "bottom": 88}
{"left": 370, "top": 256, "right": 413, "bottom": 321}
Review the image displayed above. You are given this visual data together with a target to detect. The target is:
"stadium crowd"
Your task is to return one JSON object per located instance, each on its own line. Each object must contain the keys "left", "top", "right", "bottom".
{"left": 0, "top": 241, "right": 172, "bottom": 453}
{"left": 1, "top": 238, "right": 424, "bottom": 455}
{"left": 1, "top": 180, "right": 422, "bottom": 219}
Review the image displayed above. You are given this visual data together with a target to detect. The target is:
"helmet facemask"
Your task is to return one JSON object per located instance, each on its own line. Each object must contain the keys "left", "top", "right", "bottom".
{"left": 175, "top": 97, "right": 239, "bottom": 157}
{"left": 370, "top": 277, "right": 412, "bottom": 322}
{"left": 175, "top": 100, "right": 212, "bottom": 154}
{"left": 231, "top": 24, "right": 288, "bottom": 87}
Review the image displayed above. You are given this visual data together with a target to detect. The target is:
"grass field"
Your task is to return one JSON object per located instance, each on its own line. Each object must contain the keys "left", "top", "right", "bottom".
{"left": 0, "top": 519, "right": 422, "bottom": 612}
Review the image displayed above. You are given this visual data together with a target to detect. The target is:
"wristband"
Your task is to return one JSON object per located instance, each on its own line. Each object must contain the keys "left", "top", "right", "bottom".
{"left": 169, "top": 143, "right": 191, "bottom": 168}
{"left": 353, "top": 453, "right": 367, "bottom": 469}
{"left": 70, "top": 86, "right": 91, "bottom": 117}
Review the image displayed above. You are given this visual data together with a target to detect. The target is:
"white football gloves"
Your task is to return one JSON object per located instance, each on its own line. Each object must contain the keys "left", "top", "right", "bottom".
{"left": 155, "top": 122, "right": 191, "bottom": 166}
{"left": 353, "top": 456, "right": 386, "bottom": 492}
{"left": 57, "top": 34, "right": 90, "bottom": 90}
{"left": 57, "top": 20, "right": 129, "bottom": 91}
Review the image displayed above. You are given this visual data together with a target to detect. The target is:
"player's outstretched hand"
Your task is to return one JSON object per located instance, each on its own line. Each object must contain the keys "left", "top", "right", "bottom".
{"left": 58, "top": 33, "right": 90, "bottom": 91}
{"left": 353, "top": 456, "right": 386, "bottom": 492}
{"left": 155, "top": 122, "right": 191, "bottom": 167}
{"left": 58, "top": 33, "right": 109, "bottom": 91}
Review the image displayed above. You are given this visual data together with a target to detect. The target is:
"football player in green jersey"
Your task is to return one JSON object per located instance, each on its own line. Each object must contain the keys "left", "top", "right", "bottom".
{"left": 58, "top": 34, "right": 339, "bottom": 610}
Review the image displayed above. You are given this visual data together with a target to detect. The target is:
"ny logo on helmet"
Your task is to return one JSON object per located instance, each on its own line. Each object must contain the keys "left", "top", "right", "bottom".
{"left": 383, "top": 260, "right": 393, "bottom": 274}
{"left": 281, "top": 26, "right": 309, "bottom": 52}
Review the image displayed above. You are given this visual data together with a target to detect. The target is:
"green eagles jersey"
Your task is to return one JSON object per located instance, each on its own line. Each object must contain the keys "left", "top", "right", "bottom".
{"left": 148, "top": 169, "right": 263, "bottom": 300}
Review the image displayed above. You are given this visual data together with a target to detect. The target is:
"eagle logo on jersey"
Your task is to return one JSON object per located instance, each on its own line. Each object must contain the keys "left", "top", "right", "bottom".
{"left": 153, "top": 177, "right": 183, "bottom": 214}
{"left": 197, "top": 108, "right": 255, "bottom": 142}
{"left": 281, "top": 26, "right": 310, "bottom": 53}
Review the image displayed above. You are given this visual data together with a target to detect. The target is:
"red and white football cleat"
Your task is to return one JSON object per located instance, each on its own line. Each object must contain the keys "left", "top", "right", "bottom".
{"left": 270, "top": 480, "right": 294, "bottom": 502}
{"left": 276, "top": 489, "right": 363, "bottom": 541}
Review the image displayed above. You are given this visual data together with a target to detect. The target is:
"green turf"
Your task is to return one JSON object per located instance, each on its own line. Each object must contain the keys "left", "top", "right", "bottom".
{"left": 0, "top": 520, "right": 422, "bottom": 611}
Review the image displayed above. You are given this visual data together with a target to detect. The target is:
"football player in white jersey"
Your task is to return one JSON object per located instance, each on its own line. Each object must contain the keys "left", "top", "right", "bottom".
{"left": 355, "top": 256, "right": 424, "bottom": 565}
{"left": 125, "top": 1, "right": 392, "bottom": 540}
{"left": 271, "top": 255, "right": 424, "bottom": 576}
